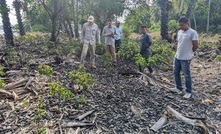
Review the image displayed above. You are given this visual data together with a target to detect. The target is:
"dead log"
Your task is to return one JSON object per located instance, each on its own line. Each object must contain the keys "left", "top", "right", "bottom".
{"left": 77, "top": 110, "right": 95, "bottom": 121}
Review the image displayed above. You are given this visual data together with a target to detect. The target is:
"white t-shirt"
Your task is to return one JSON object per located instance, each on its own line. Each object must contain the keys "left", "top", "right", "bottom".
{"left": 175, "top": 28, "right": 198, "bottom": 60}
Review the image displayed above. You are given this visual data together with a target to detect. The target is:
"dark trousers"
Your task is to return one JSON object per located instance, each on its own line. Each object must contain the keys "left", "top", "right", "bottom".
{"left": 115, "top": 39, "right": 121, "bottom": 52}
{"left": 139, "top": 57, "right": 153, "bottom": 73}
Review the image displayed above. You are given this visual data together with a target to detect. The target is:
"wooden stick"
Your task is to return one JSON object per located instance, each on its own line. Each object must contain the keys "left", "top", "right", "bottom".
{"left": 151, "top": 116, "right": 167, "bottom": 132}
{"left": 0, "top": 89, "right": 18, "bottom": 100}
{"left": 77, "top": 110, "right": 95, "bottom": 121}
{"left": 62, "top": 122, "right": 94, "bottom": 128}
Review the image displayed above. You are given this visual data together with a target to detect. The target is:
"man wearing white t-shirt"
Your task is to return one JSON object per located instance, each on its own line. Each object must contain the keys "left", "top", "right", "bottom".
{"left": 170, "top": 16, "right": 198, "bottom": 99}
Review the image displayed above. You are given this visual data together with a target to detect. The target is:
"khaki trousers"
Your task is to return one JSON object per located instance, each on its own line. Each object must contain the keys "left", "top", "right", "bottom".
{"left": 105, "top": 44, "right": 116, "bottom": 62}
{"left": 80, "top": 44, "right": 96, "bottom": 66}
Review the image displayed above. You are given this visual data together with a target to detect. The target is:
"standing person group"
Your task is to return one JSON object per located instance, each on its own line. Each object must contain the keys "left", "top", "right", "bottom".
{"left": 79, "top": 15, "right": 198, "bottom": 99}
{"left": 80, "top": 16, "right": 122, "bottom": 68}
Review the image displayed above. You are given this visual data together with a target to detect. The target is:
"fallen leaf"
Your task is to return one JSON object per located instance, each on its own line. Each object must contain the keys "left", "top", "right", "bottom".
{"left": 202, "top": 99, "right": 213, "bottom": 105}
{"left": 161, "top": 77, "right": 170, "bottom": 83}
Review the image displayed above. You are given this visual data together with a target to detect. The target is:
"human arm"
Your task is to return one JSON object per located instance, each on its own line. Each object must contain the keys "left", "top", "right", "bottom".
{"left": 192, "top": 31, "right": 199, "bottom": 52}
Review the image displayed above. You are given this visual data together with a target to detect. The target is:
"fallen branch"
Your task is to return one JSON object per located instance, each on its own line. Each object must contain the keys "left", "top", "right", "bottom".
{"left": 166, "top": 106, "right": 210, "bottom": 134}
{"left": 77, "top": 110, "right": 95, "bottom": 121}
{"left": 150, "top": 116, "right": 167, "bottom": 132}
{"left": 62, "top": 122, "right": 94, "bottom": 128}
{"left": 0, "top": 89, "right": 18, "bottom": 100}
{"left": 137, "top": 71, "right": 156, "bottom": 86}
{"left": 3, "top": 78, "right": 29, "bottom": 90}
{"left": 24, "top": 77, "right": 38, "bottom": 95}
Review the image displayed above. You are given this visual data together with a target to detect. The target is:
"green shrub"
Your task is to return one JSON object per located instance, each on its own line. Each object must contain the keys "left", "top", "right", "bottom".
{"left": 168, "top": 20, "right": 178, "bottom": 31}
{"left": 117, "top": 39, "right": 140, "bottom": 59}
{"left": 77, "top": 95, "right": 87, "bottom": 105}
{"left": 101, "top": 53, "right": 112, "bottom": 68}
{"left": 69, "top": 68, "right": 94, "bottom": 91}
{"left": 49, "top": 82, "right": 74, "bottom": 100}
{"left": 122, "top": 25, "right": 133, "bottom": 38}
{"left": 38, "top": 64, "right": 53, "bottom": 76}
{"left": 133, "top": 54, "right": 148, "bottom": 69}
{"left": 149, "top": 22, "right": 161, "bottom": 32}
{"left": 32, "top": 24, "right": 48, "bottom": 32}
{"left": 215, "top": 55, "right": 221, "bottom": 61}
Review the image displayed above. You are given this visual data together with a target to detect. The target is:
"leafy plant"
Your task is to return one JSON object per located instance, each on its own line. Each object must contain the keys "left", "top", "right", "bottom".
{"left": 4, "top": 46, "right": 17, "bottom": 65}
{"left": 34, "top": 98, "right": 46, "bottom": 131}
{"left": 21, "top": 100, "right": 29, "bottom": 108}
{"left": 215, "top": 55, "right": 221, "bottom": 61}
{"left": 101, "top": 53, "right": 113, "bottom": 68}
{"left": 168, "top": 20, "right": 178, "bottom": 31}
{"left": 37, "top": 128, "right": 47, "bottom": 134}
{"left": 38, "top": 64, "right": 53, "bottom": 76}
{"left": 133, "top": 54, "right": 148, "bottom": 69}
{"left": 0, "top": 65, "right": 5, "bottom": 77}
{"left": 48, "top": 82, "right": 74, "bottom": 108}
{"left": 117, "top": 39, "right": 140, "bottom": 59}
{"left": 69, "top": 68, "right": 94, "bottom": 91}
{"left": 77, "top": 95, "right": 87, "bottom": 105}
{"left": 0, "top": 80, "right": 5, "bottom": 88}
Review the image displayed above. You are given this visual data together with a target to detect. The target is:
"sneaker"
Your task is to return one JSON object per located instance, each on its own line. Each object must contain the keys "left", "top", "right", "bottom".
{"left": 183, "top": 93, "right": 192, "bottom": 99}
{"left": 169, "top": 88, "right": 182, "bottom": 94}
{"left": 91, "top": 65, "right": 97, "bottom": 69}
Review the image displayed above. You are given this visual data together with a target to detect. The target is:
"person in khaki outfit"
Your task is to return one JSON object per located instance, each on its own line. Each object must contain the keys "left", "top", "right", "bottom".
{"left": 80, "top": 15, "right": 101, "bottom": 69}
{"left": 102, "top": 18, "right": 117, "bottom": 65}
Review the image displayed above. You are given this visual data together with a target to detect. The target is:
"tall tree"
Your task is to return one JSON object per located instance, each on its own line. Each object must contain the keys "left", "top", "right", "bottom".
{"left": 158, "top": 0, "right": 168, "bottom": 40}
{"left": 206, "top": 0, "right": 211, "bottom": 34}
{"left": 83, "top": 0, "right": 123, "bottom": 31}
{"left": 39, "top": 0, "right": 62, "bottom": 42}
{"left": 186, "top": 0, "right": 197, "bottom": 19}
{"left": 0, "top": 0, "right": 14, "bottom": 46}
{"left": 13, "top": 0, "right": 26, "bottom": 36}
{"left": 71, "top": 0, "right": 79, "bottom": 38}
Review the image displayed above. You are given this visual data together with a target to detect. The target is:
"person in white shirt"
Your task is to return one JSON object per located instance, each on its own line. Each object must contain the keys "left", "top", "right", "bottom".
{"left": 170, "top": 16, "right": 198, "bottom": 99}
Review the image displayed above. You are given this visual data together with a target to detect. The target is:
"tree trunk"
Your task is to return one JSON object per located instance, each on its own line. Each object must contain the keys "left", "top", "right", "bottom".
{"left": 158, "top": 0, "right": 168, "bottom": 40}
{"left": 206, "top": 0, "right": 211, "bottom": 34}
{"left": 51, "top": 17, "right": 57, "bottom": 42}
{"left": 81, "top": 0, "right": 84, "bottom": 19}
{"left": 193, "top": 11, "right": 197, "bottom": 31}
{"left": 13, "top": 0, "right": 25, "bottom": 36}
{"left": 74, "top": 0, "right": 79, "bottom": 38}
{"left": 0, "top": 0, "right": 14, "bottom": 46}
{"left": 61, "top": 0, "right": 71, "bottom": 36}
{"left": 68, "top": 20, "right": 74, "bottom": 37}
{"left": 186, "top": 0, "right": 197, "bottom": 19}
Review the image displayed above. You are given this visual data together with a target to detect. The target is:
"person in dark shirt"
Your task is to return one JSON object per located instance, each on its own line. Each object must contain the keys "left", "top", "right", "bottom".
{"left": 139, "top": 25, "right": 153, "bottom": 76}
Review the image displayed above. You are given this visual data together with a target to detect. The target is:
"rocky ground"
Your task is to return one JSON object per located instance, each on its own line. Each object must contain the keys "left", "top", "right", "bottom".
{"left": 0, "top": 44, "right": 221, "bottom": 134}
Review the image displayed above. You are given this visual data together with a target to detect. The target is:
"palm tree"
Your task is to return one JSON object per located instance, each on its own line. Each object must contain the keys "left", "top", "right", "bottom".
{"left": 186, "top": 0, "right": 197, "bottom": 19}
{"left": 0, "top": 0, "right": 14, "bottom": 46}
{"left": 158, "top": 0, "right": 168, "bottom": 40}
{"left": 206, "top": 0, "right": 211, "bottom": 34}
{"left": 13, "top": 0, "right": 26, "bottom": 36}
